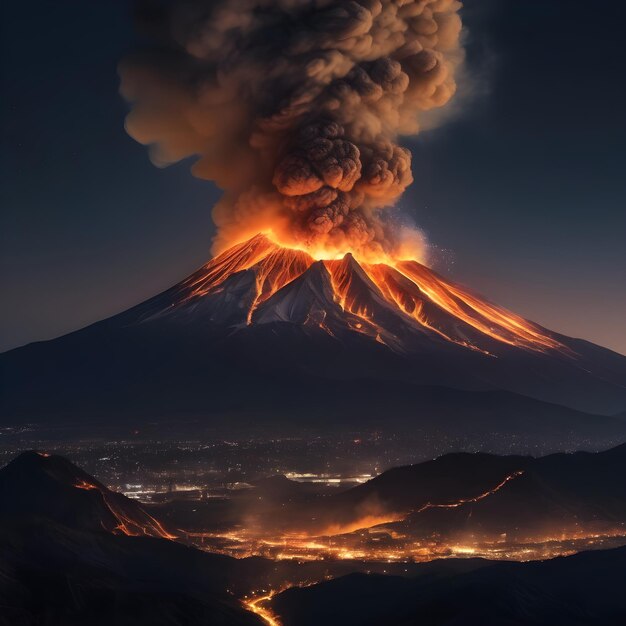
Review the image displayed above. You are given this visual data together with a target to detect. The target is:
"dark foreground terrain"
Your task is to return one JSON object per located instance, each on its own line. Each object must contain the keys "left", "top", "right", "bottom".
{"left": 2, "top": 450, "right": 626, "bottom": 625}
{"left": 0, "top": 452, "right": 263, "bottom": 625}
{"left": 273, "top": 546, "right": 626, "bottom": 626}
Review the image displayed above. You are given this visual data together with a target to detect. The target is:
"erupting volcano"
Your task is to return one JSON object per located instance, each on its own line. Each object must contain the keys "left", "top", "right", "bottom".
{"left": 101, "top": 0, "right": 626, "bottom": 422}
{"left": 161, "top": 233, "right": 564, "bottom": 357}
{"left": 3, "top": 231, "right": 626, "bottom": 433}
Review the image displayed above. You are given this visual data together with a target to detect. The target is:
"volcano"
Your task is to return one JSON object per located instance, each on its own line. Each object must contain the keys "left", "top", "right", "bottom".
{"left": 1, "top": 234, "right": 625, "bottom": 442}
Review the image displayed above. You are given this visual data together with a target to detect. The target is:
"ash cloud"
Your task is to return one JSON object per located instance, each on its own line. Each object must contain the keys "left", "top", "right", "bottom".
{"left": 121, "top": 0, "right": 465, "bottom": 257}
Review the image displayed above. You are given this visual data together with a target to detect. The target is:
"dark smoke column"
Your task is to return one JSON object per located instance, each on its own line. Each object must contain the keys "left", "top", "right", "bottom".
{"left": 121, "top": 0, "right": 464, "bottom": 258}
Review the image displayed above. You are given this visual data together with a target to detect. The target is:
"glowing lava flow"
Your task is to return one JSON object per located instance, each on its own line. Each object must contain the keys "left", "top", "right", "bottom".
{"left": 363, "top": 263, "right": 492, "bottom": 354}
{"left": 170, "top": 234, "right": 566, "bottom": 355}
{"left": 243, "top": 591, "right": 282, "bottom": 626}
{"left": 393, "top": 261, "right": 564, "bottom": 352}
{"left": 244, "top": 247, "right": 313, "bottom": 324}
{"left": 73, "top": 480, "right": 176, "bottom": 539}
{"left": 181, "top": 235, "right": 313, "bottom": 305}
{"left": 414, "top": 470, "right": 524, "bottom": 514}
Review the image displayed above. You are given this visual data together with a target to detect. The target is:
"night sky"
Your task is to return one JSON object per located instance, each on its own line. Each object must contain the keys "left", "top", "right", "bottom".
{"left": 1, "top": 0, "right": 625, "bottom": 355}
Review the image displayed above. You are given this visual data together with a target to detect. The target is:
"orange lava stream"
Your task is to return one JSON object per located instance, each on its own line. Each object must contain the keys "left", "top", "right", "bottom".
{"left": 73, "top": 480, "right": 177, "bottom": 539}
{"left": 182, "top": 236, "right": 276, "bottom": 299}
{"left": 243, "top": 591, "right": 282, "bottom": 626}
{"left": 174, "top": 233, "right": 565, "bottom": 354}
{"left": 181, "top": 235, "right": 312, "bottom": 306}
{"left": 364, "top": 263, "right": 492, "bottom": 354}
{"left": 323, "top": 256, "right": 391, "bottom": 341}
{"left": 414, "top": 470, "right": 524, "bottom": 514}
{"left": 394, "top": 261, "right": 564, "bottom": 352}
{"left": 245, "top": 247, "right": 313, "bottom": 324}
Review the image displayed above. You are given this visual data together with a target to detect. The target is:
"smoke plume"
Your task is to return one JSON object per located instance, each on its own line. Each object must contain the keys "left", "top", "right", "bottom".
{"left": 121, "top": 0, "right": 465, "bottom": 258}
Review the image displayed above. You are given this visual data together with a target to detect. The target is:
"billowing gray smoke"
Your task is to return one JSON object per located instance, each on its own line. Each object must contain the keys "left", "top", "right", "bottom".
{"left": 121, "top": 0, "right": 464, "bottom": 257}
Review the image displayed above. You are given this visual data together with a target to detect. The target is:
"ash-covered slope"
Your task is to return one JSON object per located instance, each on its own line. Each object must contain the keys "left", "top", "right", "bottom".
{"left": 1, "top": 234, "right": 625, "bottom": 433}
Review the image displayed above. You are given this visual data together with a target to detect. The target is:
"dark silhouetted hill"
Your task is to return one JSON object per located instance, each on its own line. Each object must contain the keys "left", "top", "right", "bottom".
{"left": 273, "top": 546, "right": 626, "bottom": 626}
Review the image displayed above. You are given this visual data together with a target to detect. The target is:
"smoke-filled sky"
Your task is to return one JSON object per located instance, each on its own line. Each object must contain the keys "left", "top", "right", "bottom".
{"left": 1, "top": 0, "right": 625, "bottom": 355}
{"left": 121, "top": 0, "right": 465, "bottom": 260}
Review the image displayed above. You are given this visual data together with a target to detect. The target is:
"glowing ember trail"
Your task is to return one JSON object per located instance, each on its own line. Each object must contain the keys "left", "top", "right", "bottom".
{"left": 394, "top": 261, "right": 564, "bottom": 352}
{"left": 414, "top": 470, "right": 524, "bottom": 514}
{"left": 169, "top": 234, "right": 566, "bottom": 356}
{"left": 73, "top": 480, "right": 177, "bottom": 540}
{"left": 74, "top": 479, "right": 98, "bottom": 490}
{"left": 364, "top": 263, "right": 492, "bottom": 353}
{"left": 243, "top": 591, "right": 282, "bottom": 626}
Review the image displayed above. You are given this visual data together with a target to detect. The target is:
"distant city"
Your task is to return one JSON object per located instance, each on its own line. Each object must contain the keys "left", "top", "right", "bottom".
{"left": 2, "top": 423, "right": 622, "bottom": 505}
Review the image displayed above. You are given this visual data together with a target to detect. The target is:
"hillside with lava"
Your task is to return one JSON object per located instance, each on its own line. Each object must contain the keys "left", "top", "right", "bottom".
{"left": 146, "top": 234, "right": 566, "bottom": 355}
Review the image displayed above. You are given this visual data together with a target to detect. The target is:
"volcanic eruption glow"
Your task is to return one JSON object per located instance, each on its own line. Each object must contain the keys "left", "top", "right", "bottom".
{"left": 121, "top": 0, "right": 466, "bottom": 261}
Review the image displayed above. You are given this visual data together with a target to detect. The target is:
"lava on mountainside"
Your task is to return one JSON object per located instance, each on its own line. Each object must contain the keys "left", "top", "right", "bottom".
{"left": 169, "top": 233, "right": 565, "bottom": 356}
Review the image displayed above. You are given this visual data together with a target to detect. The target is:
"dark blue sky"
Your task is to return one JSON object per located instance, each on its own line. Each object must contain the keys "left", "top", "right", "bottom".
{"left": 1, "top": 0, "right": 625, "bottom": 354}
